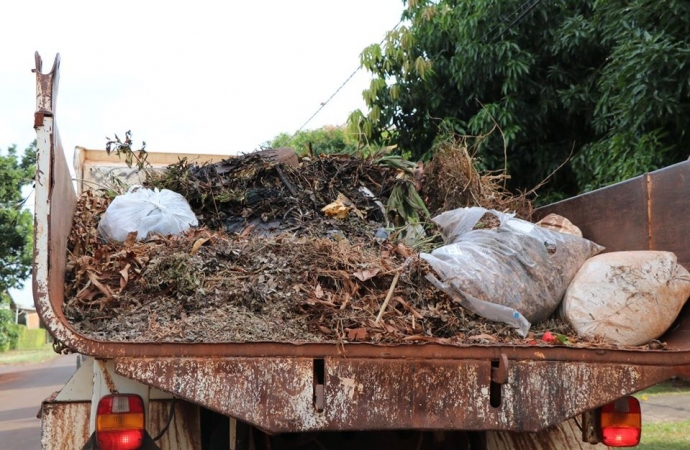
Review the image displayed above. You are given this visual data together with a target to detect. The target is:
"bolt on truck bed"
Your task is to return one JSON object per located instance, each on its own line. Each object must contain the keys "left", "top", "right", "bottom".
{"left": 33, "top": 53, "right": 690, "bottom": 446}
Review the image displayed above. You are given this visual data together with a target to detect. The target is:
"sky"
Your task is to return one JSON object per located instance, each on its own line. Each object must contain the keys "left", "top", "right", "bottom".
{"left": 1, "top": 0, "right": 405, "bottom": 308}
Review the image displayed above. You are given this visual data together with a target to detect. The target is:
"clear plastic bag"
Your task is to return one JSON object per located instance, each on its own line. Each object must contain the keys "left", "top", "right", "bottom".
{"left": 421, "top": 207, "right": 603, "bottom": 336}
{"left": 98, "top": 186, "right": 198, "bottom": 242}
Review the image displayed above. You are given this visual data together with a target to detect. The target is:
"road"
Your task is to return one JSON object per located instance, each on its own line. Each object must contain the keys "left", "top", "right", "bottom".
{"left": 0, "top": 354, "right": 77, "bottom": 450}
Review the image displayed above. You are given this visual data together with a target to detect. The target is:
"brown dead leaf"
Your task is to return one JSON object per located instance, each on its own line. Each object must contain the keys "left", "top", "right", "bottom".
{"left": 119, "top": 263, "right": 131, "bottom": 290}
{"left": 87, "top": 271, "right": 113, "bottom": 298}
{"left": 239, "top": 224, "right": 256, "bottom": 237}
{"left": 124, "top": 231, "right": 138, "bottom": 247}
{"left": 321, "top": 193, "right": 353, "bottom": 219}
{"left": 394, "top": 243, "right": 412, "bottom": 258}
{"left": 346, "top": 328, "right": 368, "bottom": 341}
{"left": 468, "top": 334, "right": 498, "bottom": 342}
{"left": 353, "top": 268, "right": 380, "bottom": 282}
{"left": 190, "top": 237, "right": 209, "bottom": 255}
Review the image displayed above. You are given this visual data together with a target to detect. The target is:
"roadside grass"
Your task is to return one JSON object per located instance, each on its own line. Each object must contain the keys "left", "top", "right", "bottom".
{"left": 638, "top": 420, "right": 690, "bottom": 449}
{"left": 635, "top": 379, "right": 690, "bottom": 449}
{"left": 0, "top": 344, "right": 57, "bottom": 365}
{"left": 635, "top": 379, "right": 690, "bottom": 398}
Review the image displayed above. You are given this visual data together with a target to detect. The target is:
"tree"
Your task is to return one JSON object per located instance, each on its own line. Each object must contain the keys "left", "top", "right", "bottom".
{"left": 0, "top": 142, "right": 34, "bottom": 350}
{"left": 349, "top": 0, "right": 690, "bottom": 200}
{"left": 0, "top": 142, "right": 36, "bottom": 294}
{"left": 267, "top": 126, "right": 360, "bottom": 157}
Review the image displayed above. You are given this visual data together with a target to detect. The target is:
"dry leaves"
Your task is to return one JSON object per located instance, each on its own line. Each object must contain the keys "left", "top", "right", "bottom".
{"left": 61, "top": 149, "right": 651, "bottom": 350}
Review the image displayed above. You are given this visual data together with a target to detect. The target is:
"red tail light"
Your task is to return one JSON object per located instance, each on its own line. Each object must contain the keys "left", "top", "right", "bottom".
{"left": 96, "top": 394, "right": 145, "bottom": 450}
{"left": 600, "top": 396, "right": 641, "bottom": 447}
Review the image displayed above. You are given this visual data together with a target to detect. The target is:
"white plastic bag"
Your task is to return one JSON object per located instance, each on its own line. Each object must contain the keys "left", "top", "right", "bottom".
{"left": 562, "top": 251, "right": 690, "bottom": 345}
{"left": 98, "top": 187, "right": 198, "bottom": 242}
{"left": 421, "top": 207, "right": 603, "bottom": 336}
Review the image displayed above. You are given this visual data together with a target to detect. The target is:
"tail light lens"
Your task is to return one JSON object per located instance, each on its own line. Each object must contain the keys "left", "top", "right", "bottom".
{"left": 600, "top": 396, "right": 641, "bottom": 447}
{"left": 96, "top": 394, "right": 145, "bottom": 450}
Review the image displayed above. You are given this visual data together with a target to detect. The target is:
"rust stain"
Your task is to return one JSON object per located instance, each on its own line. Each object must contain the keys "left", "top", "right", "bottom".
{"left": 114, "top": 357, "right": 675, "bottom": 434}
{"left": 646, "top": 173, "right": 654, "bottom": 250}
{"left": 97, "top": 359, "right": 117, "bottom": 393}
{"left": 40, "top": 402, "right": 91, "bottom": 449}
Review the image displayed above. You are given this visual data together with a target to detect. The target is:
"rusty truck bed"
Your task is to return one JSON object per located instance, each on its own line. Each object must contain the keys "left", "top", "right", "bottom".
{"left": 32, "top": 53, "right": 690, "bottom": 433}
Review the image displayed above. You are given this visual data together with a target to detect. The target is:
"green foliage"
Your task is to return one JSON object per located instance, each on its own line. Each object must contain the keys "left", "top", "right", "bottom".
{"left": 0, "top": 307, "right": 19, "bottom": 351}
{"left": 1, "top": 142, "right": 36, "bottom": 293}
{"left": 352, "top": 0, "right": 690, "bottom": 198}
{"left": 573, "top": 0, "right": 690, "bottom": 191}
{"left": 105, "top": 130, "right": 149, "bottom": 170}
{"left": 267, "top": 126, "right": 360, "bottom": 157}
{"left": 13, "top": 324, "right": 46, "bottom": 350}
{"left": 638, "top": 420, "right": 690, "bottom": 449}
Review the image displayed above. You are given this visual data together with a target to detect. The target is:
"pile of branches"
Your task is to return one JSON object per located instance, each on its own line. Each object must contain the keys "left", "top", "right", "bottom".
{"left": 65, "top": 139, "right": 592, "bottom": 345}
{"left": 144, "top": 149, "right": 430, "bottom": 243}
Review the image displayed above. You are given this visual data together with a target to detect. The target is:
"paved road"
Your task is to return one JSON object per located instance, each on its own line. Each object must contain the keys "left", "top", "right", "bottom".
{"left": 0, "top": 354, "right": 77, "bottom": 450}
{"left": 641, "top": 393, "right": 690, "bottom": 424}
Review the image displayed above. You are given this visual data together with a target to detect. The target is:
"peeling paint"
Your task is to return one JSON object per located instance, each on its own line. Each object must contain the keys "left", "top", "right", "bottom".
{"left": 41, "top": 402, "right": 91, "bottom": 449}
{"left": 113, "top": 357, "right": 676, "bottom": 433}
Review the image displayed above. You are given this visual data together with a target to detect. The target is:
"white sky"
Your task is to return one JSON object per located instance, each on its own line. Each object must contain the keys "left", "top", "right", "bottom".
{"left": 1, "top": 0, "right": 404, "bottom": 308}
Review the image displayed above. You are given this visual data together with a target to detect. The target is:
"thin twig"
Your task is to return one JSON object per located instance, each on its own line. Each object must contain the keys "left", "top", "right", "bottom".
{"left": 394, "top": 296, "right": 424, "bottom": 319}
{"left": 275, "top": 166, "right": 298, "bottom": 197}
{"left": 375, "top": 271, "right": 401, "bottom": 324}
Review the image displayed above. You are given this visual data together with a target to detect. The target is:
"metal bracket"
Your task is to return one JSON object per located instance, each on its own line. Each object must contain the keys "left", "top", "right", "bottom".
{"left": 33, "top": 52, "right": 60, "bottom": 128}
{"left": 491, "top": 353, "right": 510, "bottom": 385}
{"left": 314, "top": 384, "right": 325, "bottom": 412}
{"left": 581, "top": 409, "right": 600, "bottom": 444}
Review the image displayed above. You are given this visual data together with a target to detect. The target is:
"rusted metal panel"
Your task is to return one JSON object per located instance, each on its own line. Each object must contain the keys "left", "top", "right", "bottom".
{"left": 40, "top": 401, "right": 91, "bottom": 449}
{"left": 33, "top": 52, "right": 60, "bottom": 118}
{"left": 534, "top": 174, "right": 650, "bottom": 253}
{"left": 535, "top": 159, "right": 690, "bottom": 272}
{"left": 663, "top": 302, "right": 690, "bottom": 351}
{"left": 149, "top": 400, "right": 201, "bottom": 450}
{"left": 647, "top": 162, "right": 690, "bottom": 269}
{"left": 116, "top": 357, "right": 323, "bottom": 432}
{"left": 114, "top": 357, "right": 676, "bottom": 433}
{"left": 322, "top": 358, "right": 491, "bottom": 430}
{"left": 486, "top": 417, "right": 608, "bottom": 450}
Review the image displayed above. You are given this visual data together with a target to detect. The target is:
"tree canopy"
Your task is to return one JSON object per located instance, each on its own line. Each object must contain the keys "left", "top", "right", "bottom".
{"left": 0, "top": 142, "right": 36, "bottom": 294}
{"left": 267, "top": 126, "right": 359, "bottom": 157}
{"left": 349, "top": 0, "right": 690, "bottom": 200}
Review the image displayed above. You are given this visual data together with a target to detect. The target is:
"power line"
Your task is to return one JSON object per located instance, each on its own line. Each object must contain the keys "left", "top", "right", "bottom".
{"left": 294, "top": 0, "right": 544, "bottom": 136}
{"left": 293, "top": 19, "right": 404, "bottom": 136}
{"left": 485, "top": 0, "right": 542, "bottom": 39}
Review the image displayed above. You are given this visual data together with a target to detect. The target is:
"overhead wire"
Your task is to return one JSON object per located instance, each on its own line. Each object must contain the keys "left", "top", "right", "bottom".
{"left": 485, "top": 0, "right": 546, "bottom": 42}
{"left": 292, "top": 19, "right": 404, "bottom": 136}
{"left": 293, "top": 0, "right": 545, "bottom": 136}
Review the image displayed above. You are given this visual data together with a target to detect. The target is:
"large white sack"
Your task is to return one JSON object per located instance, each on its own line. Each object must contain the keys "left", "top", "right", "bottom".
{"left": 98, "top": 187, "right": 198, "bottom": 242}
{"left": 563, "top": 251, "right": 690, "bottom": 346}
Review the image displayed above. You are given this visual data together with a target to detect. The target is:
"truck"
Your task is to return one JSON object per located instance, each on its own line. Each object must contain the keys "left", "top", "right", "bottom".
{"left": 32, "top": 52, "right": 690, "bottom": 449}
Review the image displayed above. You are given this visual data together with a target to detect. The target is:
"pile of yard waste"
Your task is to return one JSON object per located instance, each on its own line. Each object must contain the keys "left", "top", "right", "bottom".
{"left": 62, "top": 140, "right": 678, "bottom": 348}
